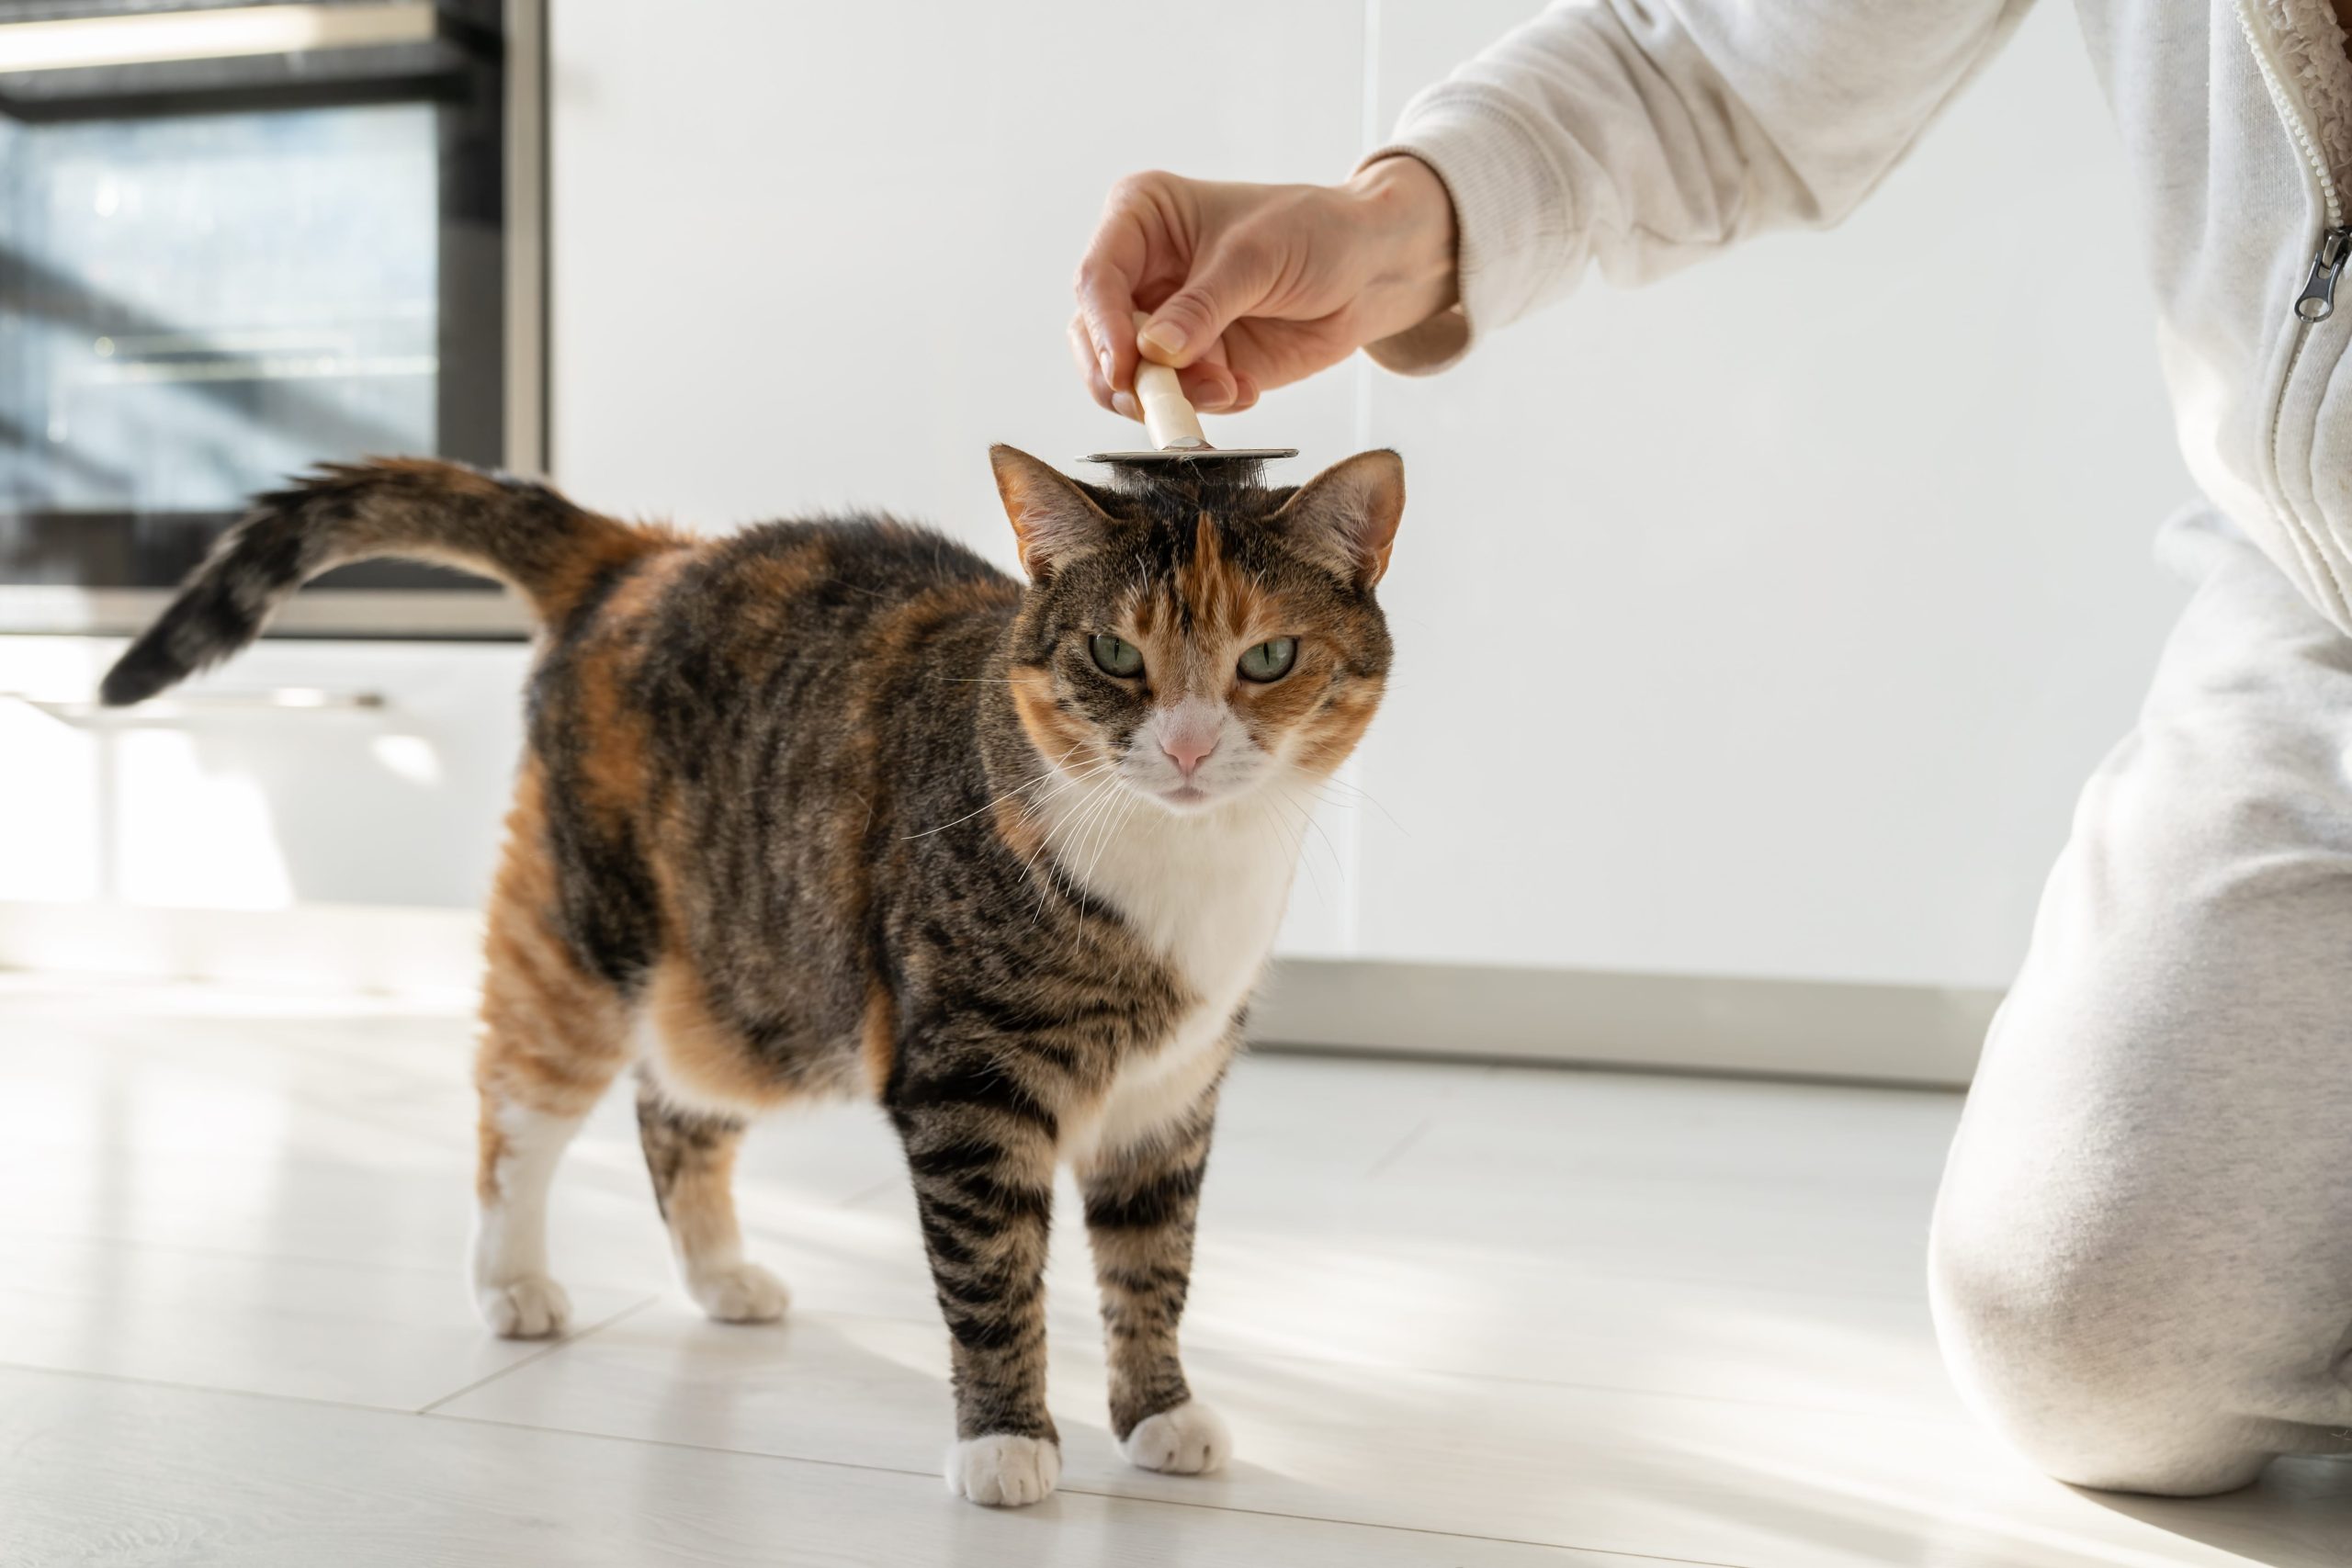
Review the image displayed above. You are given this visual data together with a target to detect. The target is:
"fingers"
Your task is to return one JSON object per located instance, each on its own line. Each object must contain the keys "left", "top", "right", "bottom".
{"left": 1175, "top": 341, "right": 1238, "bottom": 413}
{"left": 1068, "top": 312, "right": 1116, "bottom": 413}
{"left": 1178, "top": 370, "right": 1234, "bottom": 412}
{"left": 1074, "top": 191, "right": 1153, "bottom": 399}
{"left": 1136, "top": 233, "right": 1276, "bottom": 379}
{"left": 1072, "top": 318, "right": 1238, "bottom": 416}
{"left": 1073, "top": 172, "right": 1275, "bottom": 419}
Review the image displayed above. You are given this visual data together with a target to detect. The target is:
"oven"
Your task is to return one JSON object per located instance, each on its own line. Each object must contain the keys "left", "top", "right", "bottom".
{"left": 0, "top": 0, "right": 543, "bottom": 637}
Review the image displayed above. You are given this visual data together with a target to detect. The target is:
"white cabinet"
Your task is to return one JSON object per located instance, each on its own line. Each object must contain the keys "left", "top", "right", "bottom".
{"left": 0, "top": 637, "right": 530, "bottom": 913}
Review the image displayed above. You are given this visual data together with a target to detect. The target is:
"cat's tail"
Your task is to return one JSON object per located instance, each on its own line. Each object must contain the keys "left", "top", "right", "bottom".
{"left": 101, "top": 458, "right": 668, "bottom": 706}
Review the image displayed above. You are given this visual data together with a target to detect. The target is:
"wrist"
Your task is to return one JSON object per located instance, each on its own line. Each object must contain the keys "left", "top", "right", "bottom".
{"left": 1340, "top": 155, "right": 1460, "bottom": 337}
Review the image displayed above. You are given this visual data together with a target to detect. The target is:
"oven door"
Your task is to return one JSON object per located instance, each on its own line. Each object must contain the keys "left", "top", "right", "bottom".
{"left": 0, "top": 0, "right": 541, "bottom": 637}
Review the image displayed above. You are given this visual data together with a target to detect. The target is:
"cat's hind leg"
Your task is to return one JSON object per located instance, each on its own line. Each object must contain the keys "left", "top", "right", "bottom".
{"left": 469, "top": 798, "right": 638, "bottom": 1339}
{"left": 635, "top": 1072, "right": 787, "bottom": 1323}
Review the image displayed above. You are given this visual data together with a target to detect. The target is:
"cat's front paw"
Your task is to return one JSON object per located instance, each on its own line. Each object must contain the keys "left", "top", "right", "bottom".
{"left": 476, "top": 1275, "right": 571, "bottom": 1339}
{"left": 944, "top": 1433, "right": 1061, "bottom": 1506}
{"left": 686, "top": 1259, "right": 789, "bottom": 1324}
{"left": 1121, "top": 1399, "right": 1231, "bottom": 1475}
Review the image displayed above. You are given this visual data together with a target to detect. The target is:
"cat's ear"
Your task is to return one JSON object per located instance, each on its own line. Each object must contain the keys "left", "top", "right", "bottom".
{"left": 990, "top": 446, "right": 1114, "bottom": 581}
{"left": 1271, "top": 449, "right": 1405, "bottom": 589}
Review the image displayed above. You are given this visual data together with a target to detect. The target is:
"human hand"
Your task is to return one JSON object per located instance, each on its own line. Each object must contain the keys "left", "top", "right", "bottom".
{"left": 1069, "top": 156, "right": 1458, "bottom": 419}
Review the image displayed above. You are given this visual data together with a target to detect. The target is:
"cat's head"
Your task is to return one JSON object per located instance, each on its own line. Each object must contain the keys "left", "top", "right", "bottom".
{"left": 989, "top": 445, "right": 1402, "bottom": 815}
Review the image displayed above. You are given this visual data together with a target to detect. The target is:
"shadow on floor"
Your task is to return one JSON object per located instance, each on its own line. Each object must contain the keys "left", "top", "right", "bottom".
{"left": 2079, "top": 1456, "right": 2352, "bottom": 1566}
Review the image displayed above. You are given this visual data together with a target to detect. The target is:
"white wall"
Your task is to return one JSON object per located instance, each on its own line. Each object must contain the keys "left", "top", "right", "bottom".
{"left": 1352, "top": 2, "right": 2191, "bottom": 987}
{"left": 550, "top": 2, "right": 2191, "bottom": 993}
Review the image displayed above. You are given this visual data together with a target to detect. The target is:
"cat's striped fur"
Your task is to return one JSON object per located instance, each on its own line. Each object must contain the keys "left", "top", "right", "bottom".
{"left": 101, "top": 446, "right": 1404, "bottom": 1506}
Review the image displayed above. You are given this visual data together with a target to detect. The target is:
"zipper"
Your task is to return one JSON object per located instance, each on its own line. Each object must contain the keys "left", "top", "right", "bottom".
{"left": 2297, "top": 224, "right": 2352, "bottom": 320}
{"left": 2240, "top": 0, "right": 2352, "bottom": 320}
{"left": 2233, "top": 0, "right": 2352, "bottom": 617}
{"left": 2237, "top": 0, "right": 2346, "bottom": 238}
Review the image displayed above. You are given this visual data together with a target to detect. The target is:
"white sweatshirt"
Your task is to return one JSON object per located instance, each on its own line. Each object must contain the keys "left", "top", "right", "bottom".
{"left": 1374, "top": 0, "right": 2352, "bottom": 637}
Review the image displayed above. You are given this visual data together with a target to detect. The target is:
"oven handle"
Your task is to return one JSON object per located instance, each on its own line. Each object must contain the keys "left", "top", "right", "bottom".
{"left": 0, "top": 2, "right": 486, "bottom": 124}
{"left": 0, "top": 688, "right": 390, "bottom": 723}
{"left": 0, "top": 5, "right": 437, "bottom": 73}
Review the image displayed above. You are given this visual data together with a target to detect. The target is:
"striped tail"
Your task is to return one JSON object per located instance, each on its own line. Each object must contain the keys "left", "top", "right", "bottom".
{"left": 100, "top": 458, "right": 666, "bottom": 706}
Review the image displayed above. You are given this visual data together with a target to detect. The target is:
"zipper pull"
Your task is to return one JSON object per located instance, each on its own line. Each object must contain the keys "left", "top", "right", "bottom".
{"left": 2297, "top": 226, "right": 2352, "bottom": 321}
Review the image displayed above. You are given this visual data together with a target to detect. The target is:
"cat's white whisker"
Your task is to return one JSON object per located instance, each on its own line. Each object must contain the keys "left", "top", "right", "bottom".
{"left": 1280, "top": 787, "right": 1348, "bottom": 881}
{"left": 901, "top": 743, "right": 1109, "bottom": 839}
{"left": 1057, "top": 769, "right": 1130, "bottom": 865}
{"left": 1028, "top": 772, "right": 1122, "bottom": 928}
{"left": 1079, "top": 780, "right": 1145, "bottom": 897}
{"left": 1295, "top": 773, "right": 1408, "bottom": 834}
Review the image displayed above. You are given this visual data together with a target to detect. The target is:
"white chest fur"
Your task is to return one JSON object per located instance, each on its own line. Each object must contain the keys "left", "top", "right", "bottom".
{"left": 1035, "top": 779, "right": 1308, "bottom": 1164}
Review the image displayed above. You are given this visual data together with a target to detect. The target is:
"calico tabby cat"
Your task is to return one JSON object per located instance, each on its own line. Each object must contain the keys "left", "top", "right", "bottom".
{"left": 100, "top": 446, "right": 1403, "bottom": 1506}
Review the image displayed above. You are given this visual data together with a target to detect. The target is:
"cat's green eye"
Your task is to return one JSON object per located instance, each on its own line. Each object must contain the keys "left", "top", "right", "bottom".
{"left": 1238, "top": 637, "right": 1298, "bottom": 682}
{"left": 1089, "top": 634, "right": 1145, "bottom": 678}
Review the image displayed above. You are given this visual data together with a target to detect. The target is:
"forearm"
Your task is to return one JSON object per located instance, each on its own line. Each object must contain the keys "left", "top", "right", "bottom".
{"left": 1332, "top": 155, "right": 1462, "bottom": 353}
{"left": 1369, "top": 0, "right": 2031, "bottom": 372}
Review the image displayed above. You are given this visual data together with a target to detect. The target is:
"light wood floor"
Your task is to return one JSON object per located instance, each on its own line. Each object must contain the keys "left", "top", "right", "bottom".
{"left": 4, "top": 975, "right": 2346, "bottom": 1566}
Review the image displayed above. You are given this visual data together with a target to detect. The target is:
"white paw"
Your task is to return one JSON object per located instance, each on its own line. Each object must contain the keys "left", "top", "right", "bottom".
{"left": 477, "top": 1275, "right": 571, "bottom": 1339}
{"left": 944, "top": 1433, "right": 1061, "bottom": 1507}
{"left": 687, "top": 1259, "right": 789, "bottom": 1324}
{"left": 1121, "top": 1399, "right": 1231, "bottom": 1474}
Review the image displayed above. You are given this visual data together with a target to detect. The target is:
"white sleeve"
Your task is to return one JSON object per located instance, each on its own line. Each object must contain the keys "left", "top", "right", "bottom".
{"left": 1364, "top": 0, "right": 2034, "bottom": 372}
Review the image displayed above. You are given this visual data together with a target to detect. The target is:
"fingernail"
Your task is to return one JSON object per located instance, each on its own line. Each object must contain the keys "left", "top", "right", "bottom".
{"left": 1137, "top": 321, "right": 1187, "bottom": 360}
{"left": 1112, "top": 391, "right": 1139, "bottom": 420}
{"left": 1098, "top": 349, "right": 1114, "bottom": 385}
{"left": 1192, "top": 386, "right": 1229, "bottom": 412}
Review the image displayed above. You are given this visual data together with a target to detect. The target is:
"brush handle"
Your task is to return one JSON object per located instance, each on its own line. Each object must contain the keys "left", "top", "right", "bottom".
{"left": 1132, "top": 313, "right": 1208, "bottom": 451}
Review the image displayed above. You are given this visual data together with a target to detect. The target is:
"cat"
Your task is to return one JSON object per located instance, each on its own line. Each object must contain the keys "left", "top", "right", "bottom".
{"left": 100, "top": 445, "right": 1404, "bottom": 1507}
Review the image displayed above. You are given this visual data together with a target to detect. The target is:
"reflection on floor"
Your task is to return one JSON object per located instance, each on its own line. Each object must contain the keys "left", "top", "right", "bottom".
{"left": 3, "top": 975, "right": 2346, "bottom": 1566}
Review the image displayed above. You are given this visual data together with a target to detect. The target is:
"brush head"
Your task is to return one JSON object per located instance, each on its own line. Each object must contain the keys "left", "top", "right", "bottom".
{"left": 1078, "top": 446, "right": 1298, "bottom": 466}
{"left": 1069, "top": 447, "right": 1294, "bottom": 519}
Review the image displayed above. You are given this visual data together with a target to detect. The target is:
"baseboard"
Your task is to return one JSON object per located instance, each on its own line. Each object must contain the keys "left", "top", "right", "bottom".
{"left": 1250, "top": 958, "right": 1996, "bottom": 1089}
{"left": 0, "top": 902, "right": 1996, "bottom": 1087}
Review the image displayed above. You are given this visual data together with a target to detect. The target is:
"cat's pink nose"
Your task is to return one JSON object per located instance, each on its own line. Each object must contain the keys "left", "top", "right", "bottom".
{"left": 1160, "top": 728, "right": 1218, "bottom": 778}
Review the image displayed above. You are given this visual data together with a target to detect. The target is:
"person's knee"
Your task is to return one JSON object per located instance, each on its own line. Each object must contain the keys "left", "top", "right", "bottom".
{"left": 1928, "top": 1199, "right": 2273, "bottom": 1495}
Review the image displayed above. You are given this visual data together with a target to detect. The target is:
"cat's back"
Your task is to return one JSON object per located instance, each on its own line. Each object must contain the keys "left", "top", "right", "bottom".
{"left": 526, "top": 511, "right": 1022, "bottom": 850}
{"left": 659, "top": 513, "right": 1019, "bottom": 663}
{"left": 547, "top": 513, "right": 1021, "bottom": 753}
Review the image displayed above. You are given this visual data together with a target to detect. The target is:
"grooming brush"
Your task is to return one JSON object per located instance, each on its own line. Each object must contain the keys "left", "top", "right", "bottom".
{"left": 1080, "top": 316, "right": 1296, "bottom": 469}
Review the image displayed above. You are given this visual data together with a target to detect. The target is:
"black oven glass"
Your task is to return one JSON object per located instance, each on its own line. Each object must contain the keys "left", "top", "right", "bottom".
{"left": 0, "top": 4, "right": 511, "bottom": 604}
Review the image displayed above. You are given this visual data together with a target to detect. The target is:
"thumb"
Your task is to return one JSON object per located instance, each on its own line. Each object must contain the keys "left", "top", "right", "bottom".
{"left": 1137, "top": 238, "right": 1274, "bottom": 368}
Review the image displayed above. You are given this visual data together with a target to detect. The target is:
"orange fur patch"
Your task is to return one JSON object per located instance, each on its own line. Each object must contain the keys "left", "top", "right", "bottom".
{"left": 571, "top": 659, "right": 647, "bottom": 819}
{"left": 723, "top": 541, "right": 829, "bottom": 674}
{"left": 558, "top": 552, "right": 697, "bottom": 842}
{"left": 644, "top": 958, "right": 797, "bottom": 1113}
{"left": 1112, "top": 515, "right": 1283, "bottom": 704}
{"left": 1293, "top": 682, "right": 1386, "bottom": 773}
{"left": 476, "top": 1117, "right": 508, "bottom": 1204}
{"left": 662, "top": 1138, "right": 744, "bottom": 1263}
{"left": 992, "top": 793, "right": 1050, "bottom": 864}
{"left": 1010, "top": 668, "right": 1101, "bottom": 769}
{"left": 1175, "top": 513, "right": 1272, "bottom": 649}
{"left": 535, "top": 523, "right": 681, "bottom": 627}
{"left": 860, "top": 981, "right": 897, "bottom": 1099}
{"left": 475, "top": 764, "right": 636, "bottom": 1198}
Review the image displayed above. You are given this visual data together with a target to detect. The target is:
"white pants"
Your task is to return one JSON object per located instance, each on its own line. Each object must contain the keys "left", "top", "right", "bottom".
{"left": 1930, "top": 505, "right": 2352, "bottom": 1494}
